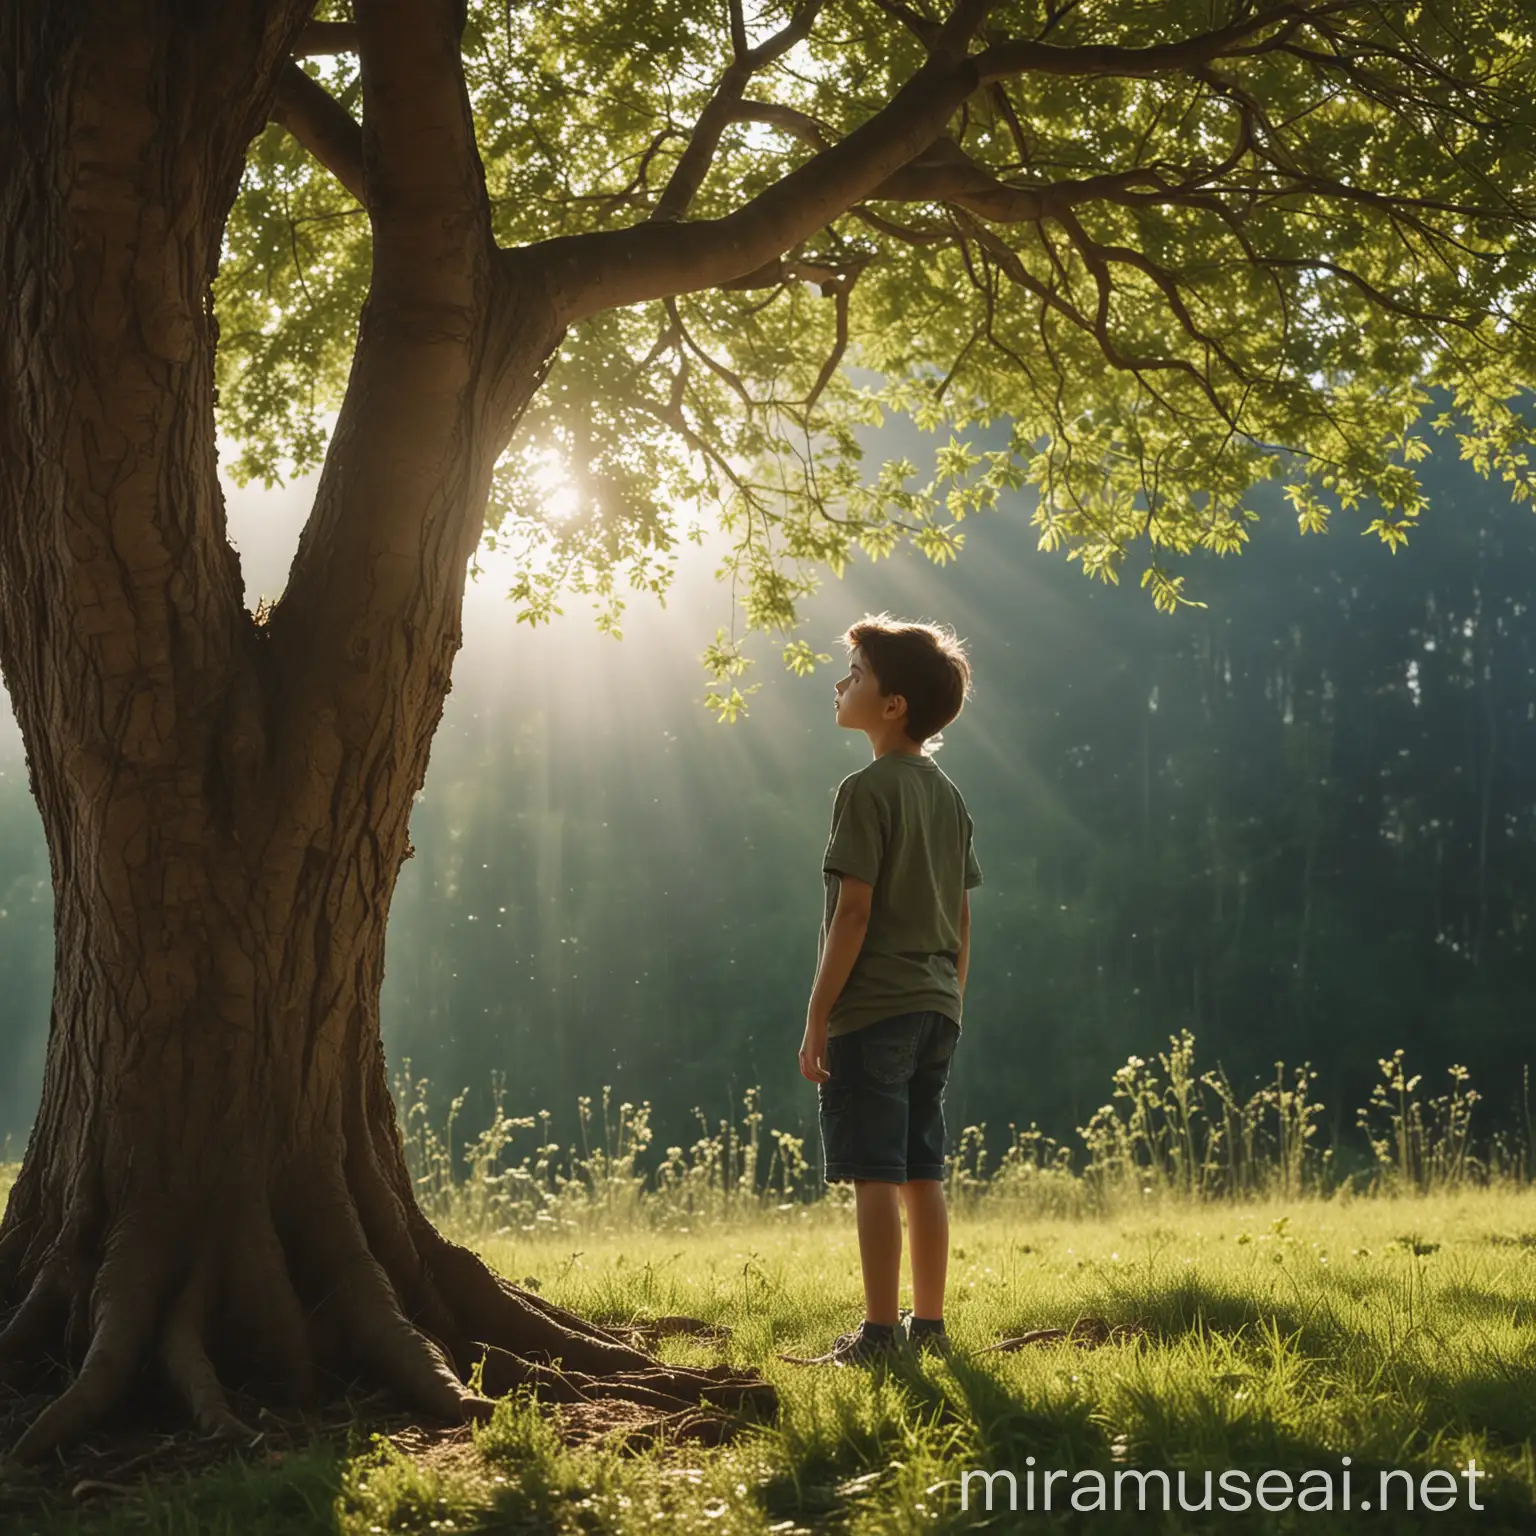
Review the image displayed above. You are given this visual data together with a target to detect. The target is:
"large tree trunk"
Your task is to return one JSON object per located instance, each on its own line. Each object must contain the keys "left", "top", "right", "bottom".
{"left": 0, "top": 1, "right": 774, "bottom": 1465}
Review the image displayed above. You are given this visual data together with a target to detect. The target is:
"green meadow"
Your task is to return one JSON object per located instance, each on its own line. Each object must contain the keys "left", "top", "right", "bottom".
{"left": 5, "top": 1036, "right": 1536, "bottom": 1534}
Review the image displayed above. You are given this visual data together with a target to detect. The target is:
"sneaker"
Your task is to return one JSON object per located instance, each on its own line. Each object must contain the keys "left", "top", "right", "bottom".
{"left": 905, "top": 1317, "right": 951, "bottom": 1356}
{"left": 778, "top": 1320, "right": 901, "bottom": 1367}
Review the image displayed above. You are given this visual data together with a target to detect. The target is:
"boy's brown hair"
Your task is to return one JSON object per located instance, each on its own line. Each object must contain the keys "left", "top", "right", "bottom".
{"left": 841, "top": 612, "right": 974, "bottom": 753}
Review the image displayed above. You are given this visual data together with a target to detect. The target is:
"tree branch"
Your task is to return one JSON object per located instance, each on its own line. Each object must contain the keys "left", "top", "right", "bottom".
{"left": 867, "top": 0, "right": 942, "bottom": 48}
{"left": 651, "top": 0, "right": 828, "bottom": 222}
{"left": 971, "top": 2, "right": 1367, "bottom": 83}
{"left": 954, "top": 205, "right": 1234, "bottom": 427}
{"left": 355, "top": 0, "right": 492, "bottom": 299}
{"left": 802, "top": 273, "right": 857, "bottom": 414}
{"left": 850, "top": 205, "right": 950, "bottom": 245}
{"left": 727, "top": 99, "right": 833, "bottom": 151}
{"left": 270, "top": 62, "right": 367, "bottom": 206}
{"left": 731, "top": 96, "right": 1243, "bottom": 228}
{"left": 527, "top": 0, "right": 1364, "bottom": 323}
{"left": 531, "top": 0, "right": 1002, "bottom": 321}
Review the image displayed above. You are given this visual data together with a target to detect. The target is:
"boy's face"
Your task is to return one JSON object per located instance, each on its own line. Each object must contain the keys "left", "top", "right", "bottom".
{"left": 834, "top": 645, "right": 907, "bottom": 733}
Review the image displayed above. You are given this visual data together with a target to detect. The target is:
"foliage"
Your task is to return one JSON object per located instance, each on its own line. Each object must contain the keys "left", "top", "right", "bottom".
{"left": 392, "top": 1064, "right": 830, "bottom": 1239}
{"left": 216, "top": 0, "right": 1536, "bottom": 717}
{"left": 1355, "top": 1050, "right": 1526, "bottom": 1194}
{"left": 379, "top": 1030, "right": 1531, "bottom": 1248}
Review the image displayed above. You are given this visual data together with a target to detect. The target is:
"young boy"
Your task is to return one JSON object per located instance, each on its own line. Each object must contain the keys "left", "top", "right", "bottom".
{"left": 790, "top": 612, "right": 981, "bottom": 1366}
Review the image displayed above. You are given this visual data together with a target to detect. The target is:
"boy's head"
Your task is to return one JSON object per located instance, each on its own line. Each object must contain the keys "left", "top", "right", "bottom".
{"left": 834, "top": 612, "right": 973, "bottom": 754}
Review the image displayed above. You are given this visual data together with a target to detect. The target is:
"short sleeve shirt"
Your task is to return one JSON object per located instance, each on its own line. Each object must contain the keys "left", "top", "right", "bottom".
{"left": 818, "top": 751, "right": 981, "bottom": 1038}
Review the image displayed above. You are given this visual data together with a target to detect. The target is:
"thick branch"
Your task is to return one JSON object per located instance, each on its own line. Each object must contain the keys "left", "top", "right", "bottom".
{"left": 971, "top": 2, "right": 1368, "bottom": 83}
{"left": 528, "top": 0, "right": 1359, "bottom": 323}
{"left": 270, "top": 62, "right": 367, "bottom": 205}
{"left": 867, "top": 135, "right": 1049, "bottom": 218}
{"left": 356, "top": 0, "right": 492, "bottom": 296}
{"left": 869, "top": 0, "right": 941, "bottom": 47}
{"left": 735, "top": 94, "right": 1237, "bottom": 227}
{"left": 531, "top": 0, "right": 1001, "bottom": 322}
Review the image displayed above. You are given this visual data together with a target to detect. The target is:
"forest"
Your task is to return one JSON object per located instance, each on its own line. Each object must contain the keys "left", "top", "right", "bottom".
{"left": 1, "top": 386, "right": 1528, "bottom": 1180}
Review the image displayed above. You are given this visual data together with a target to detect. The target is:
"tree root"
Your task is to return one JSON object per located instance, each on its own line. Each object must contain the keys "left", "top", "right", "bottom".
{"left": 473, "top": 1343, "right": 775, "bottom": 1416}
{"left": 612, "top": 1315, "right": 732, "bottom": 1349}
{"left": 0, "top": 1263, "right": 64, "bottom": 1382}
{"left": 0, "top": 1166, "right": 778, "bottom": 1466}
{"left": 563, "top": 1402, "right": 751, "bottom": 1452}
{"left": 415, "top": 1222, "right": 663, "bottom": 1373}
{"left": 162, "top": 1253, "right": 255, "bottom": 1440}
{"left": 217, "top": 1206, "right": 317, "bottom": 1404}
{"left": 0, "top": 1226, "right": 24, "bottom": 1312}
{"left": 9, "top": 1229, "right": 172, "bottom": 1464}
{"left": 305, "top": 1176, "right": 497, "bottom": 1427}
{"left": 0, "top": 1174, "right": 39, "bottom": 1312}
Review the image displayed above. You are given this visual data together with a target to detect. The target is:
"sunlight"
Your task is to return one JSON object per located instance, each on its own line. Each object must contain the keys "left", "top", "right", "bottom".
{"left": 528, "top": 447, "right": 581, "bottom": 524}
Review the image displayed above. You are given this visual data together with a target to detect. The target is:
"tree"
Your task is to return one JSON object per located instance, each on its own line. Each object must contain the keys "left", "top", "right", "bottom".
{"left": 1, "top": 0, "right": 1533, "bottom": 1464}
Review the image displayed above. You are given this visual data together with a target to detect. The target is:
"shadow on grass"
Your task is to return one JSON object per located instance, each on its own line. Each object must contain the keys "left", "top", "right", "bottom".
{"left": 1061, "top": 1272, "right": 1353, "bottom": 1355}
{"left": 752, "top": 1375, "right": 940, "bottom": 1526}
{"left": 892, "top": 1346, "right": 1536, "bottom": 1533}
{"left": 6, "top": 1442, "right": 346, "bottom": 1536}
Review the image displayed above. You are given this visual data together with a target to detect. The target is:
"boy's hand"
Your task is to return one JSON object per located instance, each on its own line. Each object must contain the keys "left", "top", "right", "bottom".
{"left": 799, "top": 1019, "right": 830, "bottom": 1082}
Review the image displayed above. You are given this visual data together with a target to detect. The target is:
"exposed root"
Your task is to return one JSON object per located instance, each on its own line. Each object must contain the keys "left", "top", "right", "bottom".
{"left": 0, "top": 1262, "right": 65, "bottom": 1381}
{"left": 161, "top": 1256, "right": 254, "bottom": 1440}
{"left": 978, "top": 1316, "right": 1148, "bottom": 1352}
{"left": 475, "top": 1345, "right": 688, "bottom": 1409}
{"left": 560, "top": 1401, "right": 750, "bottom": 1452}
{"left": 349, "top": 1141, "right": 472, "bottom": 1372}
{"left": 309, "top": 1182, "right": 493, "bottom": 1426}
{"left": 416, "top": 1226, "right": 660, "bottom": 1373}
{"left": 474, "top": 1344, "right": 774, "bottom": 1418}
{"left": 0, "top": 1169, "right": 39, "bottom": 1309}
{"left": 4, "top": 1142, "right": 779, "bottom": 1466}
{"left": 0, "top": 1224, "right": 25, "bottom": 1311}
{"left": 411, "top": 1283, "right": 475, "bottom": 1382}
{"left": 217, "top": 1207, "right": 317, "bottom": 1404}
{"left": 10, "top": 1230, "right": 170, "bottom": 1465}
{"left": 354, "top": 1174, "right": 476, "bottom": 1377}
{"left": 412, "top": 1223, "right": 778, "bottom": 1429}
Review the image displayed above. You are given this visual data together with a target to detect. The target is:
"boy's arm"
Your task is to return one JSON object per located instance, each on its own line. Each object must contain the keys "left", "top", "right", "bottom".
{"left": 957, "top": 890, "right": 970, "bottom": 997}
{"left": 806, "top": 875, "right": 873, "bottom": 1027}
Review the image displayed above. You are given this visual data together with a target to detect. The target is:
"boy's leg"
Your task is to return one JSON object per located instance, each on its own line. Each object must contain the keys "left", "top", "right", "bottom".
{"left": 853, "top": 1178, "right": 902, "bottom": 1327}
{"left": 898, "top": 1178, "right": 948, "bottom": 1320}
{"left": 819, "top": 1016, "right": 929, "bottom": 1336}
{"left": 903, "top": 1014, "right": 960, "bottom": 1326}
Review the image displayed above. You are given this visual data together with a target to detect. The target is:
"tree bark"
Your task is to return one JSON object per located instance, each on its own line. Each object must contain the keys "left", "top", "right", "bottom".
{"left": 0, "top": 1, "right": 774, "bottom": 1465}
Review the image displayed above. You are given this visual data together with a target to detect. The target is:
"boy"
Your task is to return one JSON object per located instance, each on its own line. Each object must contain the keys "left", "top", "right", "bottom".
{"left": 789, "top": 612, "right": 981, "bottom": 1366}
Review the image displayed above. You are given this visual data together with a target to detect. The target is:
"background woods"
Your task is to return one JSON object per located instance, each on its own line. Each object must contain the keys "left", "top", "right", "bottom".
{"left": 2, "top": 395, "right": 1531, "bottom": 1172}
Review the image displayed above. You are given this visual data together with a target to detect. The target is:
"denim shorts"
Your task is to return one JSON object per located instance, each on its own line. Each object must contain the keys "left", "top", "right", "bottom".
{"left": 818, "top": 1010, "right": 960, "bottom": 1183}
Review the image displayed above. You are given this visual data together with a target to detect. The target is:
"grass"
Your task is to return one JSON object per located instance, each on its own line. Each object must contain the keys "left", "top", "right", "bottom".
{"left": 5, "top": 1034, "right": 1536, "bottom": 1532}
{"left": 5, "top": 1188, "right": 1536, "bottom": 1532}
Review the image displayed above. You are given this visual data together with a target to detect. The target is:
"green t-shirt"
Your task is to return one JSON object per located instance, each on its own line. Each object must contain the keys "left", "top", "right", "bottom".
{"left": 818, "top": 750, "right": 982, "bottom": 1039}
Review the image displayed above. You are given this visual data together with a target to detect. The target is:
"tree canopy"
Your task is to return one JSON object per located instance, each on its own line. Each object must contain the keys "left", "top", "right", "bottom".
{"left": 226, "top": 0, "right": 1536, "bottom": 720}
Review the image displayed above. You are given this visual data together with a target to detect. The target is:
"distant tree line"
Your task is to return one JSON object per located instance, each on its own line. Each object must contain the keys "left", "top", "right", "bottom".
{"left": 0, "top": 402, "right": 1531, "bottom": 1166}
